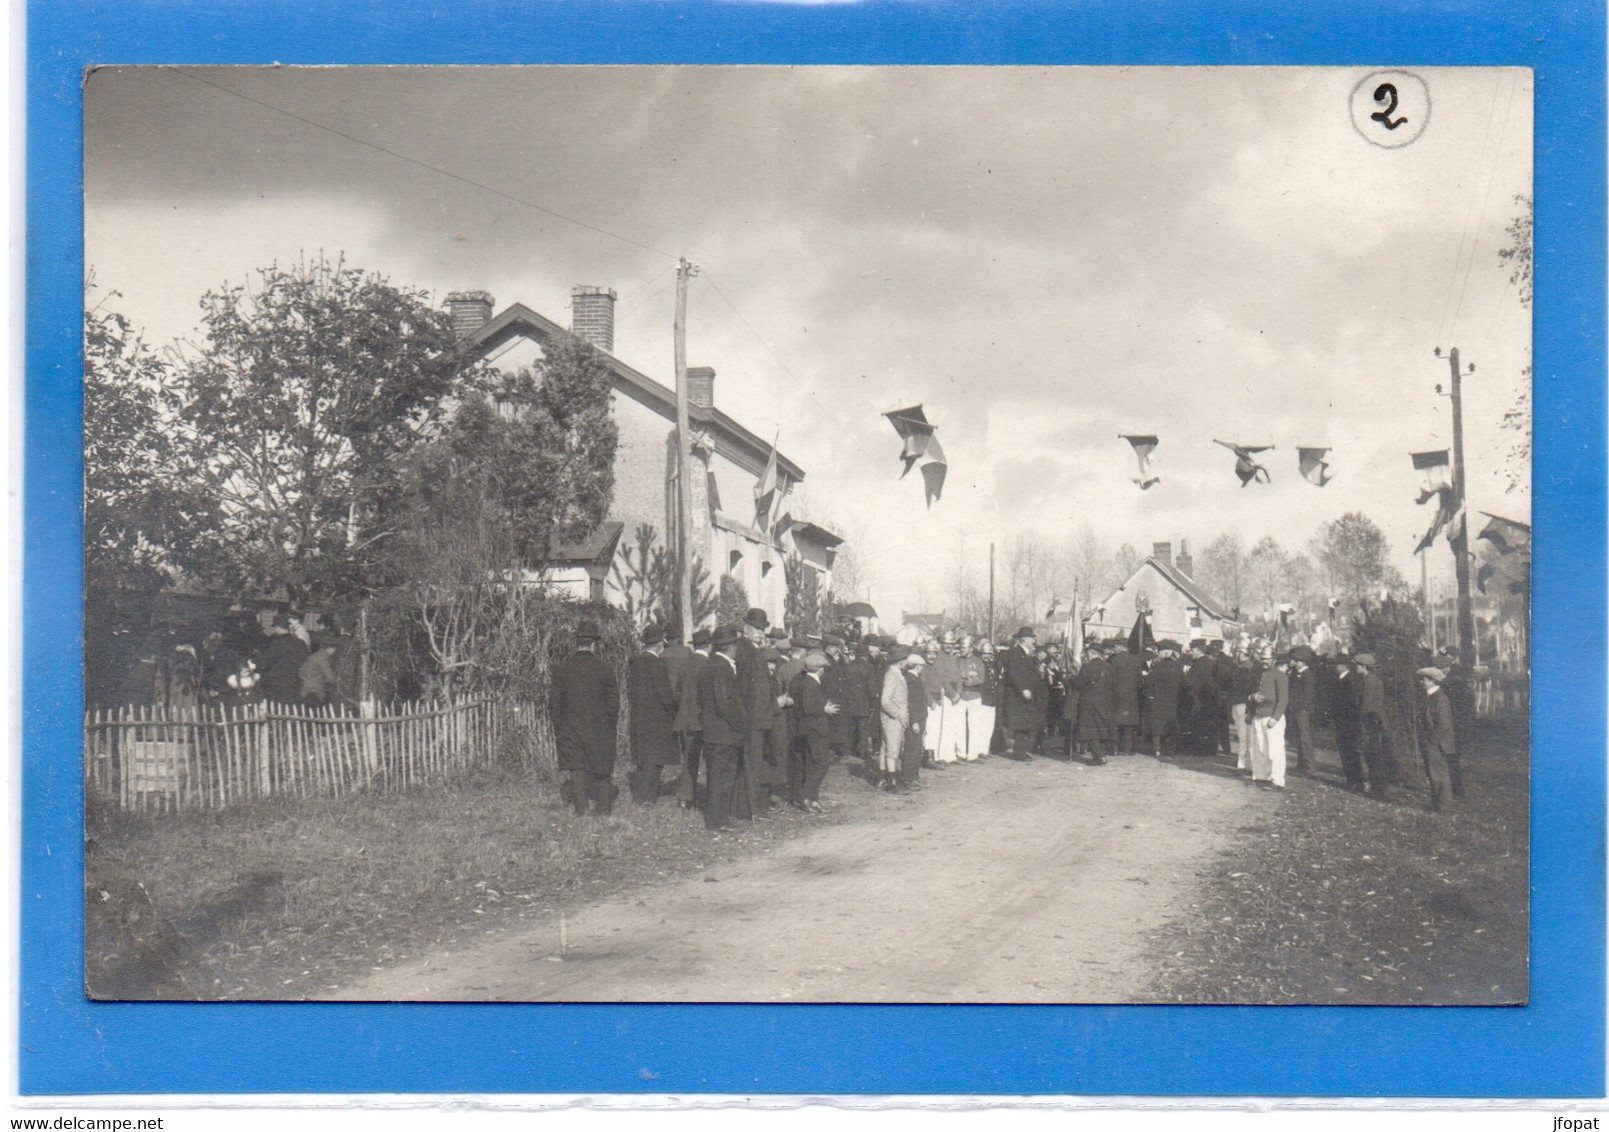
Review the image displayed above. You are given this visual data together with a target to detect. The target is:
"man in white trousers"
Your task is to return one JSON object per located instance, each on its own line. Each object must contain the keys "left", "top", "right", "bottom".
{"left": 1248, "top": 642, "right": 1289, "bottom": 788}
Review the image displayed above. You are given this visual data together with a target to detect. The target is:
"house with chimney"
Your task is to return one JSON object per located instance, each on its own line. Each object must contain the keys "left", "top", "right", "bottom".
{"left": 443, "top": 287, "right": 840, "bottom": 626}
{"left": 1083, "top": 540, "right": 1238, "bottom": 646}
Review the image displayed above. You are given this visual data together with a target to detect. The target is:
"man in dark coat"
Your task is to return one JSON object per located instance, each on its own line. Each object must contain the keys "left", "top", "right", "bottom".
{"left": 1074, "top": 642, "right": 1112, "bottom": 763}
{"left": 674, "top": 628, "right": 712, "bottom": 808}
{"left": 627, "top": 624, "right": 679, "bottom": 803}
{"left": 1433, "top": 649, "right": 1473, "bottom": 798}
{"left": 1000, "top": 627, "right": 1047, "bottom": 760}
{"left": 1180, "top": 641, "right": 1219, "bottom": 758}
{"left": 1354, "top": 652, "right": 1394, "bottom": 797}
{"left": 734, "top": 607, "right": 783, "bottom": 819}
{"left": 1331, "top": 655, "right": 1367, "bottom": 793}
{"left": 789, "top": 649, "right": 839, "bottom": 809}
{"left": 837, "top": 639, "right": 874, "bottom": 764}
{"left": 1105, "top": 639, "right": 1143, "bottom": 755}
{"left": 660, "top": 628, "right": 695, "bottom": 709}
{"left": 1416, "top": 666, "right": 1457, "bottom": 813}
{"left": 1144, "top": 642, "right": 1184, "bottom": 756}
{"left": 1284, "top": 647, "right": 1317, "bottom": 776}
{"left": 698, "top": 624, "right": 746, "bottom": 830}
{"left": 550, "top": 618, "right": 620, "bottom": 816}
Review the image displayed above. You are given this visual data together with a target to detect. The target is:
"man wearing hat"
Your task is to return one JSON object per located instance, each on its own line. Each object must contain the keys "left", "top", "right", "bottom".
{"left": 877, "top": 645, "right": 913, "bottom": 792}
{"left": 550, "top": 618, "right": 620, "bottom": 817}
{"left": 1284, "top": 646, "right": 1317, "bottom": 776}
{"left": 698, "top": 624, "right": 746, "bottom": 830}
{"left": 674, "top": 627, "right": 712, "bottom": 809}
{"left": 735, "top": 608, "right": 783, "bottom": 819}
{"left": 956, "top": 635, "right": 992, "bottom": 762}
{"left": 1331, "top": 654, "right": 1366, "bottom": 793}
{"left": 1143, "top": 641, "right": 1184, "bottom": 757}
{"left": 789, "top": 649, "right": 840, "bottom": 810}
{"left": 1416, "top": 666, "right": 1457, "bottom": 813}
{"left": 1106, "top": 638, "right": 1143, "bottom": 757}
{"left": 627, "top": 623, "right": 679, "bottom": 804}
{"left": 1000, "top": 626, "right": 1046, "bottom": 760}
{"left": 1432, "top": 648, "right": 1472, "bottom": 798}
{"left": 898, "top": 649, "right": 930, "bottom": 790}
{"left": 1352, "top": 653, "right": 1394, "bottom": 797}
{"left": 1247, "top": 640, "right": 1289, "bottom": 787}
{"left": 1074, "top": 640, "right": 1111, "bottom": 763}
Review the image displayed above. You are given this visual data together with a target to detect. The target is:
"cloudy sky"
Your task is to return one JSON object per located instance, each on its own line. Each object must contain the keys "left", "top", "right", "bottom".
{"left": 85, "top": 65, "right": 1531, "bottom": 617}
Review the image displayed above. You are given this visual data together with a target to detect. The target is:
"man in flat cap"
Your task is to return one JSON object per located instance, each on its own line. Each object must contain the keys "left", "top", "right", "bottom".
{"left": 1352, "top": 653, "right": 1394, "bottom": 797}
{"left": 1416, "top": 666, "right": 1456, "bottom": 813}
{"left": 1432, "top": 648, "right": 1472, "bottom": 798}
{"left": 789, "top": 649, "right": 839, "bottom": 810}
{"left": 550, "top": 618, "right": 620, "bottom": 817}
{"left": 627, "top": 623, "right": 679, "bottom": 804}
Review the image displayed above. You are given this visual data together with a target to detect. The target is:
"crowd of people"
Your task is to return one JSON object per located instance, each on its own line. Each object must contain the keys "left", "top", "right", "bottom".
{"left": 549, "top": 607, "right": 1476, "bottom": 829}
{"left": 109, "top": 611, "right": 349, "bottom": 711}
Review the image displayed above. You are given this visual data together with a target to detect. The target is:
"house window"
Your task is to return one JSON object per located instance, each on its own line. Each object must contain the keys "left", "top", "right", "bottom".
{"left": 761, "top": 560, "right": 774, "bottom": 578}
{"left": 729, "top": 549, "right": 743, "bottom": 573}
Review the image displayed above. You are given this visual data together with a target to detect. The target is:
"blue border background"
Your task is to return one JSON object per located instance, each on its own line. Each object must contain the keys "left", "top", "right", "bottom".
{"left": 22, "top": 0, "right": 1605, "bottom": 1097}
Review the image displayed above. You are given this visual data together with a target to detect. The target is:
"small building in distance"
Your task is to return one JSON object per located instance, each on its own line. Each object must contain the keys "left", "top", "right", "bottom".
{"left": 1083, "top": 540, "right": 1237, "bottom": 645}
{"left": 447, "top": 287, "right": 840, "bottom": 627}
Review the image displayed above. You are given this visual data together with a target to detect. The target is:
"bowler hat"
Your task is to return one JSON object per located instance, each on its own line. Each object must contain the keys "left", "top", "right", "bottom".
{"left": 1014, "top": 626, "right": 1036, "bottom": 639}
{"left": 711, "top": 624, "right": 740, "bottom": 648}
{"left": 768, "top": 627, "right": 790, "bottom": 641}
{"left": 641, "top": 623, "right": 665, "bottom": 645}
{"left": 575, "top": 618, "right": 602, "bottom": 642}
{"left": 1289, "top": 645, "right": 1315, "bottom": 663}
{"left": 691, "top": 627, "right": 713, "bottom": 647}
{"left": 744, "top": 608, "right": 770, "bottom": 630}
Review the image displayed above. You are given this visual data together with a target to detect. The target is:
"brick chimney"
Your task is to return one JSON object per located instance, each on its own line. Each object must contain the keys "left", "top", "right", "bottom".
{"left": 570, "top": 285, "right": 618, "bottom": 352}
{"left": 687, "top": 366, "right": 715, "bottom": 413}
{"left": 1175, "top": 538, "right": 1194, "bottom": 578}
{"left": 445, "top": 290, "right": 494, "bottom": 339}
{"left": 1152, "top": 541, "right": 1173, "bottom": 569}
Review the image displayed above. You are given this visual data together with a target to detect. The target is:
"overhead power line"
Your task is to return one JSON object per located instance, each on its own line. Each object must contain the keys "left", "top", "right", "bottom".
{"left": 164, "top": 67, "right": 678, "bottom": 262}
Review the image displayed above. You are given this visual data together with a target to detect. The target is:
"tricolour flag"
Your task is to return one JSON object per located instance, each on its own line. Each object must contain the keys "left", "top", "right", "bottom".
{"left": 1411, "top": 450, "right": 1453, "bottom": 504}
{"left": 1214, "top": 439, "right": 1273, "bottom": 486}
{"left": 1477, "top": 512, "right": 1531, "bottom": 556}
{"left": 1297, "top": 447, "right": 1334, "bottom": 487}
{"left": 754, "top": 430, "right": 783, "bottom": 529}
{"left": 885, "top": 404, "right": 947, "bottom": 506}
{"left": 1120, "top": 434, "right": 1161, "bottom": 489}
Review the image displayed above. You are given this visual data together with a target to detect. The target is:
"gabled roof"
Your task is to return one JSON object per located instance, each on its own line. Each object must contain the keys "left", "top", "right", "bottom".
{"left": 462, "top": 304, "right": 806, "bottom": 483}
{"left": 1096, "top": 557, "right": 1235, "bottom": 622}
{"left": 549, "top": 520, "right": 625, "bottom": 566}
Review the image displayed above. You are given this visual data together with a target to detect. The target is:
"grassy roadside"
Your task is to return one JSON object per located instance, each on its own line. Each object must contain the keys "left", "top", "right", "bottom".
{"left": 1140, "top": 719, "right": 1529, "bottom": 1004}
{"left": 86, "top": 759, "right": 878, "bottom": 1000}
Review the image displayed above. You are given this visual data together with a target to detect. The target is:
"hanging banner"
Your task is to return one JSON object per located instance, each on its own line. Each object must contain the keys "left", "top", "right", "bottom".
{"left": 1297, "top": 446, "right": 1334, "bottom": 486}
{"left": 1120, "top": 434, "right": 1161, "bottom": 489}
{"left": 1214, "top": 439, "right": 1273, "bottom": 486}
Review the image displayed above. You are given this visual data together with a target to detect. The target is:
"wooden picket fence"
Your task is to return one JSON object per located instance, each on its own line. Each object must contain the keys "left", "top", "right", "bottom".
{"left": 85, "top": 697, "right": 540, "bottom": 814}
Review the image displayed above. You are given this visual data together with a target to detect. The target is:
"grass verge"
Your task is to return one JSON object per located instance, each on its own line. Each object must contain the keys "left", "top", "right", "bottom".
{"left": 1141, "top": 719, "right": 1528, "bottom": 1004}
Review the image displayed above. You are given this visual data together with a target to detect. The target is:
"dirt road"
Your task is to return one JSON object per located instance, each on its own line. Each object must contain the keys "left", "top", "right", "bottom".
{"left": 337, "top": 752, "right": 1255, "bottom": 1003}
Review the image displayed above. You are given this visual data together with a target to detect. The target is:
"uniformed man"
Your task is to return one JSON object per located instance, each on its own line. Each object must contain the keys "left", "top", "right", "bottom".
{"left": 550, "top": 618, "right": 620, "bottom": 817}
{"left": 627, "top": 623, "right": 679, "bottom": 804}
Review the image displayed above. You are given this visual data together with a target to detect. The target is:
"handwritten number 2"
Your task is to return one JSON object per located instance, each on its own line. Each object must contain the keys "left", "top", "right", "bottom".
{"left": 1371, "top": 83, "right": 1406, "bottom": 130}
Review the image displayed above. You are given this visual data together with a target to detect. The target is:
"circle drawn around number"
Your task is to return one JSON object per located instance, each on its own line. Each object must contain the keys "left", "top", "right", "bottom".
{"left": 1350, "top": 70, "right": 1430, "bottom": 148}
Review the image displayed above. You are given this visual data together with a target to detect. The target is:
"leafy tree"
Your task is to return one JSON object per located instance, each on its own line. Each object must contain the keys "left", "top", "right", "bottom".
{"left": 1497, "top": 194, "right": 1533, "bottom": 495}
{"left": 85, "top": 291, "right": 215, "bottom": 595}
{"left": 1244, "top": 535, "right": 1289, "bottom": 618}
{"left": 176, "top": 256, "right": 474, "bottom": 605}
{"left": 1196, "top": 532, "right": 1247, "bottom": 616}
{"left": 1312, "top": 512, "right": 1405, "bottom": 614}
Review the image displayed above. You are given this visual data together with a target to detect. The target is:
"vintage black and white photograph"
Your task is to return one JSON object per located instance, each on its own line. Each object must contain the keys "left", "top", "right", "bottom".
{"left": 83, "top": 65, "right": 1531, "bottom": 1004}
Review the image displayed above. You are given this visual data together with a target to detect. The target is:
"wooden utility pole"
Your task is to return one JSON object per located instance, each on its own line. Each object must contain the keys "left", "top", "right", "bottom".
{"left": 1445, "top": 347, "right": 1477, "bottom": 668}
{"left": 673, "top": 257, "right": 698, "bottom": 645}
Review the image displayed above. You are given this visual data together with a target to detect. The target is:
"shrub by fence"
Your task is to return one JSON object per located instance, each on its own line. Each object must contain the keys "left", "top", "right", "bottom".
{"left": 85, "top": 697, "right": 549, "bottom": 815}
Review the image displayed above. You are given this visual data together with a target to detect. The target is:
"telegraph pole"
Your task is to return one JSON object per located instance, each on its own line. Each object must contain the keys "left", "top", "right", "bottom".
{"left": 1439, "top": 346, "right": 1477, "bottom": 668}
{"left": 673, "top": 257, "right": 698, "bottom": 645}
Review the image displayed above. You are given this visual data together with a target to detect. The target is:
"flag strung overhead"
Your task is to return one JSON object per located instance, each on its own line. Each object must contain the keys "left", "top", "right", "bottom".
{"left": 1297, "top": 446, "right": 1335, "bottom": 487}
{"left": 1411, "top": 449, "right": 1453, "bottom": 503}
{"left": 1214, "top": 439, "right": 1273, "bottom": 486}
{"left": 1120, "top": 434, "right": 1161, "bottom": 489}
{"left": 884, "top": 404, "right": 947, "bottom": 506}
{"left": 1477, "top": 512, "right": 1531, "bottom": 556}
